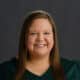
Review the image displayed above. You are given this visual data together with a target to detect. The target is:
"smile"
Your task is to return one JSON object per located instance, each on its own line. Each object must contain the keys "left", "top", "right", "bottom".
{"left": 34, "top": 44, "right": 46, "bottom": 47}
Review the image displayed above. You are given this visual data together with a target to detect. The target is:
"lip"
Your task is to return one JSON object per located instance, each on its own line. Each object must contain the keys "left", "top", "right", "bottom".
{"left": 34, "top": 44, "right": 46, "bottom": 47}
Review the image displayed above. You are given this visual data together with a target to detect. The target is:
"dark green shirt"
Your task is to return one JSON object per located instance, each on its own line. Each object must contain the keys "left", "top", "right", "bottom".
{"left": 0, "top": 58, "right": 80, "bottom": 80}
{"left": 23, "top": 66, "right": 54, "bottom": 80}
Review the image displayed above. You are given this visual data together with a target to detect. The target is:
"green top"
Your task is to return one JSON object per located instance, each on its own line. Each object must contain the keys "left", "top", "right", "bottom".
{"left": 0, "top": 58, "right": 80, "bottom": 80}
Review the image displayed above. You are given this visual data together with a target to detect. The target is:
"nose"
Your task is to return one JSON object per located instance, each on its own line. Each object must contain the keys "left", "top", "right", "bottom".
{"left": 36, "top": 33, "right": 44, "bottom": 42}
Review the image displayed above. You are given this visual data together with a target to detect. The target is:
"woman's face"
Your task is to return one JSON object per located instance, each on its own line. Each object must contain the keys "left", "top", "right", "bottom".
{"left": 25, "top": 18, "right": 54, "bottom": 59}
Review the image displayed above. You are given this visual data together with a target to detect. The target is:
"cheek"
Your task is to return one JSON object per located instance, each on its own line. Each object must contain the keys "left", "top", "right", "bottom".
{"left": 25, "top": 36, "right": 35, "bottom": 50}
{"left": 47, "top": 36, "right": 54, "bottom": 49}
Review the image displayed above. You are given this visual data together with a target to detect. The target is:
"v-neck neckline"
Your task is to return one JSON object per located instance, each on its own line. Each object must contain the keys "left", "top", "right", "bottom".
{"left": 24, "top": 66, "right": 53, "bottom": 79}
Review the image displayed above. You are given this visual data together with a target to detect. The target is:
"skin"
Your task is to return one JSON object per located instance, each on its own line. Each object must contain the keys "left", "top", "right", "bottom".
{"left": 25, "top": 18, "right": 54, "bottom": 76}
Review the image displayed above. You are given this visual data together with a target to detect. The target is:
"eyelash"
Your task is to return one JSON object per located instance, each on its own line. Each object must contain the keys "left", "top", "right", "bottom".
{"left": 30, "top": 32, "right": 51, "bottom": 35}
{"left": 44, "top": 32, "right": 50, "bottom": 35}
{"left": 30, "top": 32, "right": 37, "bottom": 35}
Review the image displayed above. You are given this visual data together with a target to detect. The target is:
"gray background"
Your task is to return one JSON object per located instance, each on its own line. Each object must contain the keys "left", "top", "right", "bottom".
{"left": 0, "top": 0, "right": 80, "bottom": 62}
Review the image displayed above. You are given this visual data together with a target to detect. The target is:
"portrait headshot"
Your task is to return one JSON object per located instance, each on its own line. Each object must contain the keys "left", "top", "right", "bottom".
{"left": 0, "top": 10, "right": 80, "bottom": 80}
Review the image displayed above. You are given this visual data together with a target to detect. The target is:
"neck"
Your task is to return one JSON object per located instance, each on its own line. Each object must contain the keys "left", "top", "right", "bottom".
{"left": 25, "top": 56, "right": 50, "bottom": 75}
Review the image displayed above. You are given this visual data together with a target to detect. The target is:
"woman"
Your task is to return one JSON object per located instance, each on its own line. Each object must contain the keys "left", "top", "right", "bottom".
{"left": 0, "top": 10, "right": 80, "bottom": 80}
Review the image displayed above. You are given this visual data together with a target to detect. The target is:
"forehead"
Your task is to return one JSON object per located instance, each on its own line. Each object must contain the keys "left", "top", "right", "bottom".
{"left": 29, "top": 18, "right": 53, "bottom": 32}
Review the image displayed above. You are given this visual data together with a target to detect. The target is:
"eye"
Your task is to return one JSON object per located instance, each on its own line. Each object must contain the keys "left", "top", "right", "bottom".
{"left": 30, "top": 32, "right": 37, "bottom": 35}
{"left": 44, "top": 32, "right": 51, "bottom": 35}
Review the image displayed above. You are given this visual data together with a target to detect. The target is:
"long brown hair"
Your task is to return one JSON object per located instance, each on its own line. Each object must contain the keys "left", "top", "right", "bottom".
{"left": 15, "top": 10, "right": 65, "bottom": 80}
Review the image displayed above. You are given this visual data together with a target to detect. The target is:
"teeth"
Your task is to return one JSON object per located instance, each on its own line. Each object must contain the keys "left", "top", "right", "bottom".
{"left": 38, "top": 44, "right": 44, "bottom": 46}
{"left": 35, "top": 44, "right": 45, "bottom": 47}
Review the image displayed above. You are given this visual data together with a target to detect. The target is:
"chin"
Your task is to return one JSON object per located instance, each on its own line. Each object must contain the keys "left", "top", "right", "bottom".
{"left": 34, "top": 51, "right": 49, "bottom": 57}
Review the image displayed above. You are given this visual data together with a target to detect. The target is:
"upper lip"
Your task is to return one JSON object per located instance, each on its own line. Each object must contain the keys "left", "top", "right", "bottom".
{"left": 35, "top": 44, "right": 46, "bottom": 45}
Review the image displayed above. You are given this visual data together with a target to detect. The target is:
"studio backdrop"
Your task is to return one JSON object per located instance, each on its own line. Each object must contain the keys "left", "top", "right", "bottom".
{"left": 0, "top": 0, "right": 80, "bottom": 62}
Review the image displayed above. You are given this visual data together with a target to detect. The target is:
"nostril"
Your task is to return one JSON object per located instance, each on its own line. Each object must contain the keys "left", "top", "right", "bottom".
{"left": 37, "top": 35, "right": 44, "bottom": 41}
{"left": 37, "top": 36, "right": 44, "bottom": 40}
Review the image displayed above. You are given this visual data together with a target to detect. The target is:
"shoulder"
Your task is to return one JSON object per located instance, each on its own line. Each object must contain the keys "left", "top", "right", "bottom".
{"left": 61, "top": 58, "right": 80, "bottom": 67}
{"left": 61, "top": 58, "right": 80, "bottom": 70}
{"left": 0, "top": 57, "right": 17, "bottom": 79}
{"left": 61, "top": 58, "right": 80, "bottom": 80}
{"left": 0, "top": 57, "right": 17, "bottom": 71}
